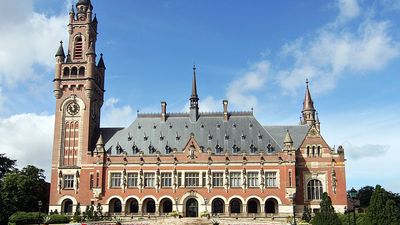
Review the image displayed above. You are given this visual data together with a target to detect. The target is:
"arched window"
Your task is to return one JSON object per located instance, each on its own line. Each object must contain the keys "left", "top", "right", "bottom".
{"left": 74, "top": 36, "right": 83, "bottom": 59}
{"left": 307, "top": 179, "right": 323, "bottom": 200}
{"left": 229, "top": 198, "right": 242, "bottom": 214}
{"left": 63, "top": 67, "right": 70, "bottom": 76}
{"left": 211, "top": 198, "right": 224, "bottom": 214}
{"left": 312, "top": 146, "right": 315, "bottom": 157}
{"left": 71, "top": 67, "right": 77, "bottom": 76}
{"left": 78, "top": 67, "right": 85, "bottom": 76}
{"left": 307, "top": 146, "right": 310, "bottom": 157}
{"left": 317, "top": 146, "right": 321, "bottom": 157}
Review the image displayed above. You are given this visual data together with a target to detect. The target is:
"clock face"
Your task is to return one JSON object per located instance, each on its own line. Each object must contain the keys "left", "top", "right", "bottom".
{"left": 67, "top": 102, "right": 80, "bottom": 115}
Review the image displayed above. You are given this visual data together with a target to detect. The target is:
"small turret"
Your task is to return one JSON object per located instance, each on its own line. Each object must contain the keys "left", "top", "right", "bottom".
{"left": 55, "top": 41, "right": 65, "bottom": 59}
{"left": 283, "top": 130, "right": 294, "bottom": 151}
{"left": 302, "top": 79, "right": 317, "bottom": 126}
{"left": 97, "top": 53, "right": 106, "bottom": 69}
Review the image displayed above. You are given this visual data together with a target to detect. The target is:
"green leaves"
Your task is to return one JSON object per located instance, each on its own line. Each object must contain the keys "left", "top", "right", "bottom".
{"left": 311, "top": 192, "right": 342, "bottom": 225}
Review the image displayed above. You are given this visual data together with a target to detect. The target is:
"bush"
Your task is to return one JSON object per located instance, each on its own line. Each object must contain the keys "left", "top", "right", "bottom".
{"left": 168, "top": 210, "right": 179, "bottom": 218}
{"left": 8, "top": 212, "right": 47, "bottom": 225}
{"left": 48, "top": 214, "right": 70, "bottom": 224}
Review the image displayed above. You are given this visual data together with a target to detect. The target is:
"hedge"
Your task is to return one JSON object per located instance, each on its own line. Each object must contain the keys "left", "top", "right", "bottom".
{"left": 48, "top": 214, "right": 70, "bottom": 224}
{"left": 8, "top": 212, "right": 47, "bottom": 225}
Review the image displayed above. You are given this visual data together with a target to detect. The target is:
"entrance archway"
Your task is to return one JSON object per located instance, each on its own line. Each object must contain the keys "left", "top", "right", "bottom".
{"left": 109, "top": 198, "right": 122, "bottom": 213}
{"left": 211, "top": 198, "right": 224, "bottom": 214}
{"left": 142, "top": 198, "right": 156, "bottom": 213}
{"left": 159, "top": 198, "right": 173, "bottom": 214}
{"left": 185, "top": 198, "right": 198, "bottom": 217}
{"left": 229, "top": 198, "right": 242, "bottom": 214}
{"left": 126, "top": 198, "right": 139, "bottom": 214}
{"left": 247, "top": 198, "right": 260, "bottom": 214}
{"left": 61, "top": 199, "right": 73, "bottom": 213}
{"left": 265, "top": 198, "right": 278, "bottom": 213}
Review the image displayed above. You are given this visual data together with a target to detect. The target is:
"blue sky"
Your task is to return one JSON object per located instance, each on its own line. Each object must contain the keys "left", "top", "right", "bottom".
{"left": 0, "top": 0, "right": 399, "bottom": 192}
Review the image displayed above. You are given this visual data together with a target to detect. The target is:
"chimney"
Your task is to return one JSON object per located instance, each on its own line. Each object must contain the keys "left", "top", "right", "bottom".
{"left": 161, "top": 101, "right": 167, "bottom": 122}
{"left": 223, "top": 100, "right": 228, "bottom": 121}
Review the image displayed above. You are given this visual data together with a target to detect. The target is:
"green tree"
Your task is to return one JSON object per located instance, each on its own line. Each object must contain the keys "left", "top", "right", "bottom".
{"left": 0, "top": 165, "right": 48, "bottom": 225}
{"left": 358, "top": 186, "right": 375, "bottom": 208}
{"left": 301, "top": 205, "right": 312, "bottom": 222}
{"left": 311, "top": 192, "right": 342, "bottom": 225}
{"left": 367, "top": 185, "right": 390, "bottom": 225}
{"left": 385, "top": 199, "right": 400, "bottom": 225}
{"left": 0, "top": 154, "right": 16, "bottom": 180}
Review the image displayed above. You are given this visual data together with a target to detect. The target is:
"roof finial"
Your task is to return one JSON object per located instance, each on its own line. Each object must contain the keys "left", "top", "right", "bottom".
{"left": 306, "top": 78, "right": 309, "bottom": 86}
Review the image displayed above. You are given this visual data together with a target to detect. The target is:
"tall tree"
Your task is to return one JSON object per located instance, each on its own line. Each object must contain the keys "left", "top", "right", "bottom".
{"left": 367, "top": 185, "right": 400, "bottom": 225}
{"left": 0, "top": 154, "right": 16, "bottom": 180}
{"left": 311, "top": 192, "right": 342, "bottom": 225}
{"left": 385, "top": 199, "right": 400, "bottom": 225}
{"left": 358, "top": 186, "right": 375, "bottom": 208}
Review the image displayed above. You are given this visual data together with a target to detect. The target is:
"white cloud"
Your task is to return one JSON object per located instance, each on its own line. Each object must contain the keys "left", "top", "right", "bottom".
{"left": 277, "top": 14, "right": 399, "bottom": 94}
{"left": 337, "top": 0, "right": 361, "bottom": 22}
{"left": 0, "top": 113, "right": 54, "bottom": 179}
{"left": 343, "top": 142, "right": 390, "bottom": 160}
{"left": 101, "top": 98, "right": 136, "bottom": 127}
{"left": 227, "top": 60, "right": 270, "bottom": 110}
{"left": 0, "top": 0, "right": 68, "bottom": 85}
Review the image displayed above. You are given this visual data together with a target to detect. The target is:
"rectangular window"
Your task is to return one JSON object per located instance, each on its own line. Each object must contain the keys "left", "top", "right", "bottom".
{"left": 265, "top": 171, "right": 277, "bottom": 187}
{"left": 230, "top": 172, "right": 241, "bottom": 187}
{"left": 161, "top": 173, "right": 172, "bottom": 187}
{"left": 110, "top": 173, "right": 121, "bottom": 188}
{"left": 202, "top": 172, "right": 206, "bottom": 187}
{"left": 89, "top": 174, "right": 94, "bottom": 189}
{"left": 247, "top": 172, "right": 259, "bottom": 187}
{"left": 178, "top": 172, "right": 182, "bottom": 187}
{"left": 185, "top": 172, "right": 199, "bottom": 187}
{"left": 63, "top": 175, "right": 74, "bottom": 189}
{"left": 144, "top": 173, "right": 155, "bottom": 187}
{"left": 127, "top": 173, "right": 138, "bottom": 188}
{"left": 288, "top": 170, "right": 292, "bottom": 187}
{"left": 96, "top": 171, "right": 99, "bottom": 187}
{"left": 212, "top": 172, "right": 223, "bottom": 187}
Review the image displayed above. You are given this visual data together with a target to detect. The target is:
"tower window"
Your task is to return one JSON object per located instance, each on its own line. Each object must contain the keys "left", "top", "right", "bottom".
{"left": 74, "top": 36, "right": 83, "bottom": 59}
{"left": 63, "top": 67, "right": 70, "bottom": 76}
{"left": 78, "top": 67, "right": 85, "bottom": 76}
{"left": 71, "top": 67, "right": 77, "bottom": 76}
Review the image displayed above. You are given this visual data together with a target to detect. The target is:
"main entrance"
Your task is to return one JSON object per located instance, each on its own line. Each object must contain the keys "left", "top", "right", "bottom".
{"left": 185, "top": 198, "right": 198, "bottom": 217}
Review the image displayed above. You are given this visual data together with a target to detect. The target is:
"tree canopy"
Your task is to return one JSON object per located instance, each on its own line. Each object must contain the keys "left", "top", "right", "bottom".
{"left": 311, "top": 192, "right": 342, "bottom": 225}
{"left": 367, "top": 185, "right": 400, "bottom": 225}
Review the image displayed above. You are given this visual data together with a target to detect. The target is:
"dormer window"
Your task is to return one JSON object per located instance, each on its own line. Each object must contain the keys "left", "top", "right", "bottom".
{"left": 267, "top": 143, "right": 274, "bottom": 153}
{"left": 250, "top": 144, "right": 257, "bottom": 153}
{"left": 165, "top": 145, "right": 172, "bottom": 154}
{"left": 241, "top": 133, "right": 246, "bottom": 140}
{"left": 132, "top": 144, "right": 139, "bottom": 154}
{"left": 232, "top": 144, "right": 240, "bottom": 153}
{"left": 148, "top": 144, "right": 156, "bottom": 154}
{"left": 215, "top": 144, "right": 223, "bottom": 154}
{"left": 224, "top": 133, "right": 229, "bottom": 140}
{"left": 115, "top": 143, "right": 123, "bottom": 154}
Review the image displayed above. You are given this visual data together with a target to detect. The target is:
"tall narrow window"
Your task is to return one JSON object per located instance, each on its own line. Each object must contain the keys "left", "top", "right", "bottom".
{"left": 63, "top": 67, "right": 70, "bottom": 76}
{"left": 307, "top": 146, "right": 310, "bottom": 157}
{"left": 202, "top": 172, "right": 206, "bottom": 187}
{"left": 74, "top": 36, "right": 83, "bottom": 59}
{"left": 288, "top": 170, "right": 292, "bottom": 187}
{"left": 312, "top": 146, "right": 315, "bottom": 157}
{"left": 78, "top": 67, "right": 85, "bottom": 76}
{"left": 178, "top": 172, "right": 182, "bottom": 187}
{"left": 317, "top": 146, "right": 321, "bottom": 157}
{"left": 89, "top": 174, "right": 94, "bottom": 189}
{"left": 307, "top": 179, "right": 323, "bottom": 200}
{"left": 96, "top": 171, "right": 99, "bottom": 187}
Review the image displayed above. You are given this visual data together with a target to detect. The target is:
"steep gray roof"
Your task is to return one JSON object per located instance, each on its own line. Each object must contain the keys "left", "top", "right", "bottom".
{"left": 102, "top": 112, "right": 283, "bottom": 156}
{"left": 263, "top": 125, "right": 310, "bottom": 150}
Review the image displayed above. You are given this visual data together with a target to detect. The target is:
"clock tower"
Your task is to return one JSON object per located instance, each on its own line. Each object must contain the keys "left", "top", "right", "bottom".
{"left": 51, "top": 0, "right": 105, "bottom": 171}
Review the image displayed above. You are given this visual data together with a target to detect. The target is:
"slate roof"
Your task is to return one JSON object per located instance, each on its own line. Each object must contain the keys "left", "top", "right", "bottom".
{"left": 100, "top": 112, "right": 310, "bottom": 156}
{"left": 264, "top": 125, "right": 310, "bottom": 150}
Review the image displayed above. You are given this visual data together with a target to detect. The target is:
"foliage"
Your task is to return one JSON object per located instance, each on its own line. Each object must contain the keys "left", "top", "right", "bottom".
{"left": 113, "top": 216, "right": 122, "bottom": 225}
{"left": 168, "top": 210, "right": 179, "bottom": 218}
{"left": 311, "top": 192, "right": 341, "bottom": 225}
{"left": 0, "top": 165, "right": 48, "bottom": 225}
{"left": 338, "top": 212, "right": 368, "bottom": 225}
{"left": 47, "top": 214, "right": 70, "bottom": 224}
{"left": 301, "top": 205, "right": 312, "bottom": 222}
{"left": 72, "top": 203, "right": 82, "bottom": 222}
{"left": 366, "top": 185, "right": 400, "bottom": 225}
{"left": 8, "top": 211, "right": 47, "bottom": 225}
{"left": 0, "top": 154, "right": 16, "bottom": 181}
{"left": 42, "top": 215, "right": 51, "bottom": 224}
{"left": 83, "top": 205, "right": 95, "bottom": 221}
{"left": 211, "top": 219, "right": 220, "bottom": 225}
{"left": 358, "top": 186, "right": 375, "bottom": 208}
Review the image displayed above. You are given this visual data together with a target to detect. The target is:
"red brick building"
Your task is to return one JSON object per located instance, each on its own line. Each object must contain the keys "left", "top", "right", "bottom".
{"left": 49, "top": 0, "right": 347, "bottom": 219}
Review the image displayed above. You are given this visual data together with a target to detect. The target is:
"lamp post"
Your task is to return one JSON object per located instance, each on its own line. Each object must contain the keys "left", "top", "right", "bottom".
{"left": 37, "top": 200, "right": 43, "bottom": 225}
{"left": 348, "top": 188, "right": 358, "bottom": 225}
{"left": 289, "top": 193, "right": 297, "bottom": 225}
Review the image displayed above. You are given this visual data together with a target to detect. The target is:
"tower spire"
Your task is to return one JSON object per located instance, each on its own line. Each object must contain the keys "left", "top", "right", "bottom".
{"left": 189, "top": 64, "right": 199, "bottom": 122}
{"left": 302, "top": 79, "right": 316, "bottom": 126}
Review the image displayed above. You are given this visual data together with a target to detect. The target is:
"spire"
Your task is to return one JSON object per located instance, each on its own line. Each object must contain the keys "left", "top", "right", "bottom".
{"left": 86, "top": 42, "right": 95, "bottom": 55}
{"left": 191, "top": 64, "right": 199, "bottom": 100}
{"left": 189, "top": 64, "right": 199, "bottom": 122}
{"left": 96, "top": 133, "right": 104, "bottom": 146}
{"left": 55, "top": 41, "right": 65, "bottom": 58}
{"left": 303, "top": 79, "right": 315, "bottom": 111}
{"left": 97, "top": 53, "right": 106, "bottom": 69}
{"left": 302, "top": 79, "right": 317, "bottom": 126}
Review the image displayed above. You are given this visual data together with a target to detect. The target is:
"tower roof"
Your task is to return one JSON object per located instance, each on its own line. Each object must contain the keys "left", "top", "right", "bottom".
{"left": 86, "top": 42, "right": 95, "bottom": 55}
{"left": 283, "top": 129, "right": 293, "bottom": 144}
{"left": 190, "top": 65, "right": 199, "bottom": 100}
{"left": 303, "top": 79, "right": 315, "bottom": 111}
{"left": 97, "top": 53, "right": 106, "bottom": 69}
{"left": 55, "top": 41, "right": 65, "bottom": 58}
{"left": 76, "top": 0, "right": 91, "bottom": 6}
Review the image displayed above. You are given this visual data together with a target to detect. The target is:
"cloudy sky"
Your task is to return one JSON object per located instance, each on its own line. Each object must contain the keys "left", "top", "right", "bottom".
{"left": 0, "top": 0, "right": 399, "bottom": 192}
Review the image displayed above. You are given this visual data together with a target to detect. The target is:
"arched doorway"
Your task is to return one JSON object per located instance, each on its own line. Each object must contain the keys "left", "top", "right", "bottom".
{"left": 247, "top": 198, "right": 260, "bottom": 214}
{"left": 265, "top": 198, "right": 278, "bottom": 214}
{"left": 229, "top": 198, "right": 242, "bottom": 214}
{"left": 185, "top": 198, "right": 198, "bottom": 217}
{"left": 142, "top": 198, "right": 156, "bottom": 214}
{"left": 109, "top": 198, "right": 122, "bottom": 213}
{"left": 211, "top": 198, "right": 224, "bottom": 215}
{"left": 125, "top": 198, "right": 139, "bottom": 214}
{"left": 159, "top": 198, "right": 173, "bottom": 214}
{"left": 61, "top": 199, "right": 73, "bottom": 214}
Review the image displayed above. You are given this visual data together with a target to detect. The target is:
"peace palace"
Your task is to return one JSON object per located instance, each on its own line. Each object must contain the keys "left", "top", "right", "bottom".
{"left": 49, "top": 0, "right": 347, "bottom": 220}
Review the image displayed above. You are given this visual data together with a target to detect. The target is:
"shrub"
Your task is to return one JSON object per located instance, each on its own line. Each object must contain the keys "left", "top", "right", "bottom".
{"left": 200, "top": 210, "right": 210, "bottom": 218}
{"left": 8, "top": 212, "right": 47, "bottom": 225}
{"left": 168, "top": 210, "right": 179, "bottom": 218}
{"left": 49, "top": 214, "right": 70, "bottom": 224}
